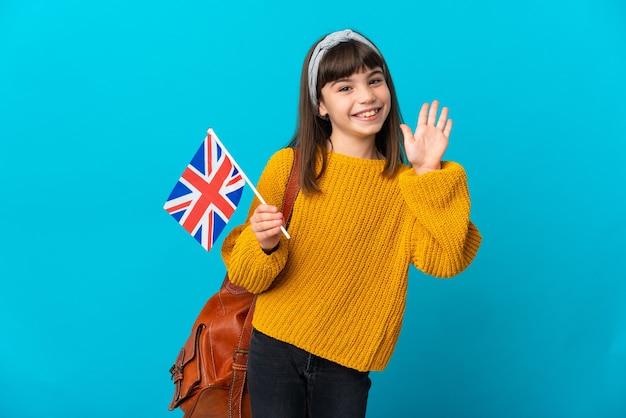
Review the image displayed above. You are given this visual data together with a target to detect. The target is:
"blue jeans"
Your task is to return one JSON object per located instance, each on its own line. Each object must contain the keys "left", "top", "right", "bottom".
{"left": 247, "top": 328, "right": 371, "bottom": 418}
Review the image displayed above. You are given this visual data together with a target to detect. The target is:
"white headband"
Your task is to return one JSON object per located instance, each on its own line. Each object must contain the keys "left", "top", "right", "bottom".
{"left": 308, "top": 29, "right": 382, "bottom": 109}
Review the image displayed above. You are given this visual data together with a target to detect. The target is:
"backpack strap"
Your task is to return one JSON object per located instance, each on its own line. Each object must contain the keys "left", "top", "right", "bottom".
{"left": 282, "top": 147, "right": 301, "bottom": 226}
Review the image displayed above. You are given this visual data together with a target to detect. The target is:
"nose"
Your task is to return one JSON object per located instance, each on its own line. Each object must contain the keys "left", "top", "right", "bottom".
{"left": 357, "top": 85, "right": 376, "bottom": 103}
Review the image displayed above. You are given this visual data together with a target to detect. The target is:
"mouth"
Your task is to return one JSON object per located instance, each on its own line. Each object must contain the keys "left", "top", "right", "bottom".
{"left": 353, "top": 108, "right": 380, "bottom": 119}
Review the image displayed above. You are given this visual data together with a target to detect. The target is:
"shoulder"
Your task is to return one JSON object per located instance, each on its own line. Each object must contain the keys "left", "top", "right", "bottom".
{"left": 262, "top": 147, "right": 295, "bottom": 179}
{"left": 256, "top": 148, "right": 296, "bottom": 203}
{"left": 268, "top": 147, "right": 295, "bottom": 166}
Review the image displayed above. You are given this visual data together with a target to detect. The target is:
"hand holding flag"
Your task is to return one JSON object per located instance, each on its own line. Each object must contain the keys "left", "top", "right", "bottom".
{"left": 164, "top": 128, "right": 290, "bottom": 252}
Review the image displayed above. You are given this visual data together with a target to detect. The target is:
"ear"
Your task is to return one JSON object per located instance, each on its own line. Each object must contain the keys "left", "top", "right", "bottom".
{"left": 318, "top": 100, "right": 328, "bottom": 118}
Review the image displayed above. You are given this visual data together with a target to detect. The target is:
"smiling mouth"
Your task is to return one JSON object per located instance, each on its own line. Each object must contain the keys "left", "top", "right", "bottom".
{"left": 354, "top": 108, "right": 379, "bottom": 118}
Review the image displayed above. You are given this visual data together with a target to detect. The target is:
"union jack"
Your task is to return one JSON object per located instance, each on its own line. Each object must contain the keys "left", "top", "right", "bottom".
{"left": 164, "top": 129, "right": 246, "bottom": 251}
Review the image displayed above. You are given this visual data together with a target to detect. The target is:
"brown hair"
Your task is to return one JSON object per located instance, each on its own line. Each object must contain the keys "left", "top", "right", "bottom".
{"left": 287, "top": 31, "right": 406, "bottom": 195}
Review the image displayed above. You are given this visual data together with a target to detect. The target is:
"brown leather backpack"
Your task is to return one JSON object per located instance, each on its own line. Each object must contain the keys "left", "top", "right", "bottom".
{"left": 168, "top": 148, "right": 300, "bottom": 418}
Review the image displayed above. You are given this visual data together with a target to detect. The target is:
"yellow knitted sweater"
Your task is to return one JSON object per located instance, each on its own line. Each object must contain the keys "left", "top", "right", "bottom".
{"left": 221, "top": 148, "right": 481, "bottom": 372}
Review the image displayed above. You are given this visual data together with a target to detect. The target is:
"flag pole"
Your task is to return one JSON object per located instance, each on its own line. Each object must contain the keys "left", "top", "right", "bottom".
{"left": 208, "top": 128, "right": 291, "bottom": 240}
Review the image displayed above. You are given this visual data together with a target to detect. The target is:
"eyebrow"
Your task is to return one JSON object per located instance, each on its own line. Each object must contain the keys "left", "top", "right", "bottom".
{"left": 329, "top": 68, "right": 384, "bottom": 87}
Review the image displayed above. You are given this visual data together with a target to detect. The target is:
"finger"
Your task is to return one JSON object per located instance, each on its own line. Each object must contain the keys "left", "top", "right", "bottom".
{"left": 427, "top": 100, "right": 439, "bottom": 126}
{"left": 251, "top": 218, "right": 284, "bottom": 234}
{"left": 417, "top": 103, "right": 429, "bottom": 127}
{"left": 399, "top": 124, "right": 414, "bottom": 144}
{"left": 443, "top": 118, "right": 453, "bottom": 138}
{"left": 252, "top": 211, "right": 283, "bottom": 225}
{"left": 255, "top": 204, "right": 278, "bottom": 214}
{"left": 251, "top": 207, "right": 282, "bottom": 227}
{"left": 436, "top": 106, "right": 449, "bottom": 130}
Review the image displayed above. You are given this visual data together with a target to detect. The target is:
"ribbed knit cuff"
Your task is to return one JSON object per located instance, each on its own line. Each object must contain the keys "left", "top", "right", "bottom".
{"left": 399, "top": 161, "right": 470, "bottom": 211}
{"left": 228, "top": 225, "right": 289, "bottom": 294}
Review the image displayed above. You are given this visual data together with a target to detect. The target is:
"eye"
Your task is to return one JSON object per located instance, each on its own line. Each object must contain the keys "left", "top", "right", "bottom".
{"left": 338, "top": 85, "right": 352, "bottom": 92}
{"left": 369, "top": 78, "right": 384, "bottom": 85}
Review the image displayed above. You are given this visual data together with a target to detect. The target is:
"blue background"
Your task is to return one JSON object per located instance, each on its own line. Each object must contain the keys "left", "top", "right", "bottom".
{"left": 1, "top": 0, "right": 625, "bottom": 417}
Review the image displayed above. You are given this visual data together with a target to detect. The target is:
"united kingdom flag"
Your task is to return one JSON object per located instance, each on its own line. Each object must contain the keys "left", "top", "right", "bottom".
{"left": 164, "top": 129, "right": 246, "bottom": 251}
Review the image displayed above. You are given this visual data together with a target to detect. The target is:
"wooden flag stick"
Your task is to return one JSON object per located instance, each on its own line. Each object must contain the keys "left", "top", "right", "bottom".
{"left": 208, "top": 128, "right": 291, "bottom": 240}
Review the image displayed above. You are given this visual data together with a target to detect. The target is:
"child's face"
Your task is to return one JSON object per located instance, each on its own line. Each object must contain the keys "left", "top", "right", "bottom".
{"left": 318, "top": 66, "right": 391, "bottom": 144}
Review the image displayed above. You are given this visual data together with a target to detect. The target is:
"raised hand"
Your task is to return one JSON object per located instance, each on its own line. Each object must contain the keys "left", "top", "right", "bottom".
{"left": 400, "top": 100, "right": 452, "bottom": 175}
{"left": 250, "top": 204, "right": 284, "bottom": 252}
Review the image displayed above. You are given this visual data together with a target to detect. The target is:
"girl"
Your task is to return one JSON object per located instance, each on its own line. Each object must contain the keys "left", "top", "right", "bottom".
{"left": 222, "top": 29, "right": 482, "bottom": 417}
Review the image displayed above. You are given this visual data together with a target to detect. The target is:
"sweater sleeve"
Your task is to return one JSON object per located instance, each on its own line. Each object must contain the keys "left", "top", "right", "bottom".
{"left": 220, "top": 148, "right": 295, "bottom": 293}
{"left": 399, "top": 161, "right": 482, "bottom": 278}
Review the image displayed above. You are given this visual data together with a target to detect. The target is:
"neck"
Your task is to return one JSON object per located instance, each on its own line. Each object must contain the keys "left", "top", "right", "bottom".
{"left": 327, "top": 136, "right": 381, "bottom": 160}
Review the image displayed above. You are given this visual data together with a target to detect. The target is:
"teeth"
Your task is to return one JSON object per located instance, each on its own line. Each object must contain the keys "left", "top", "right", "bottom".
{"left": 357, "top": 109, "right": 378, "bottom": 118}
